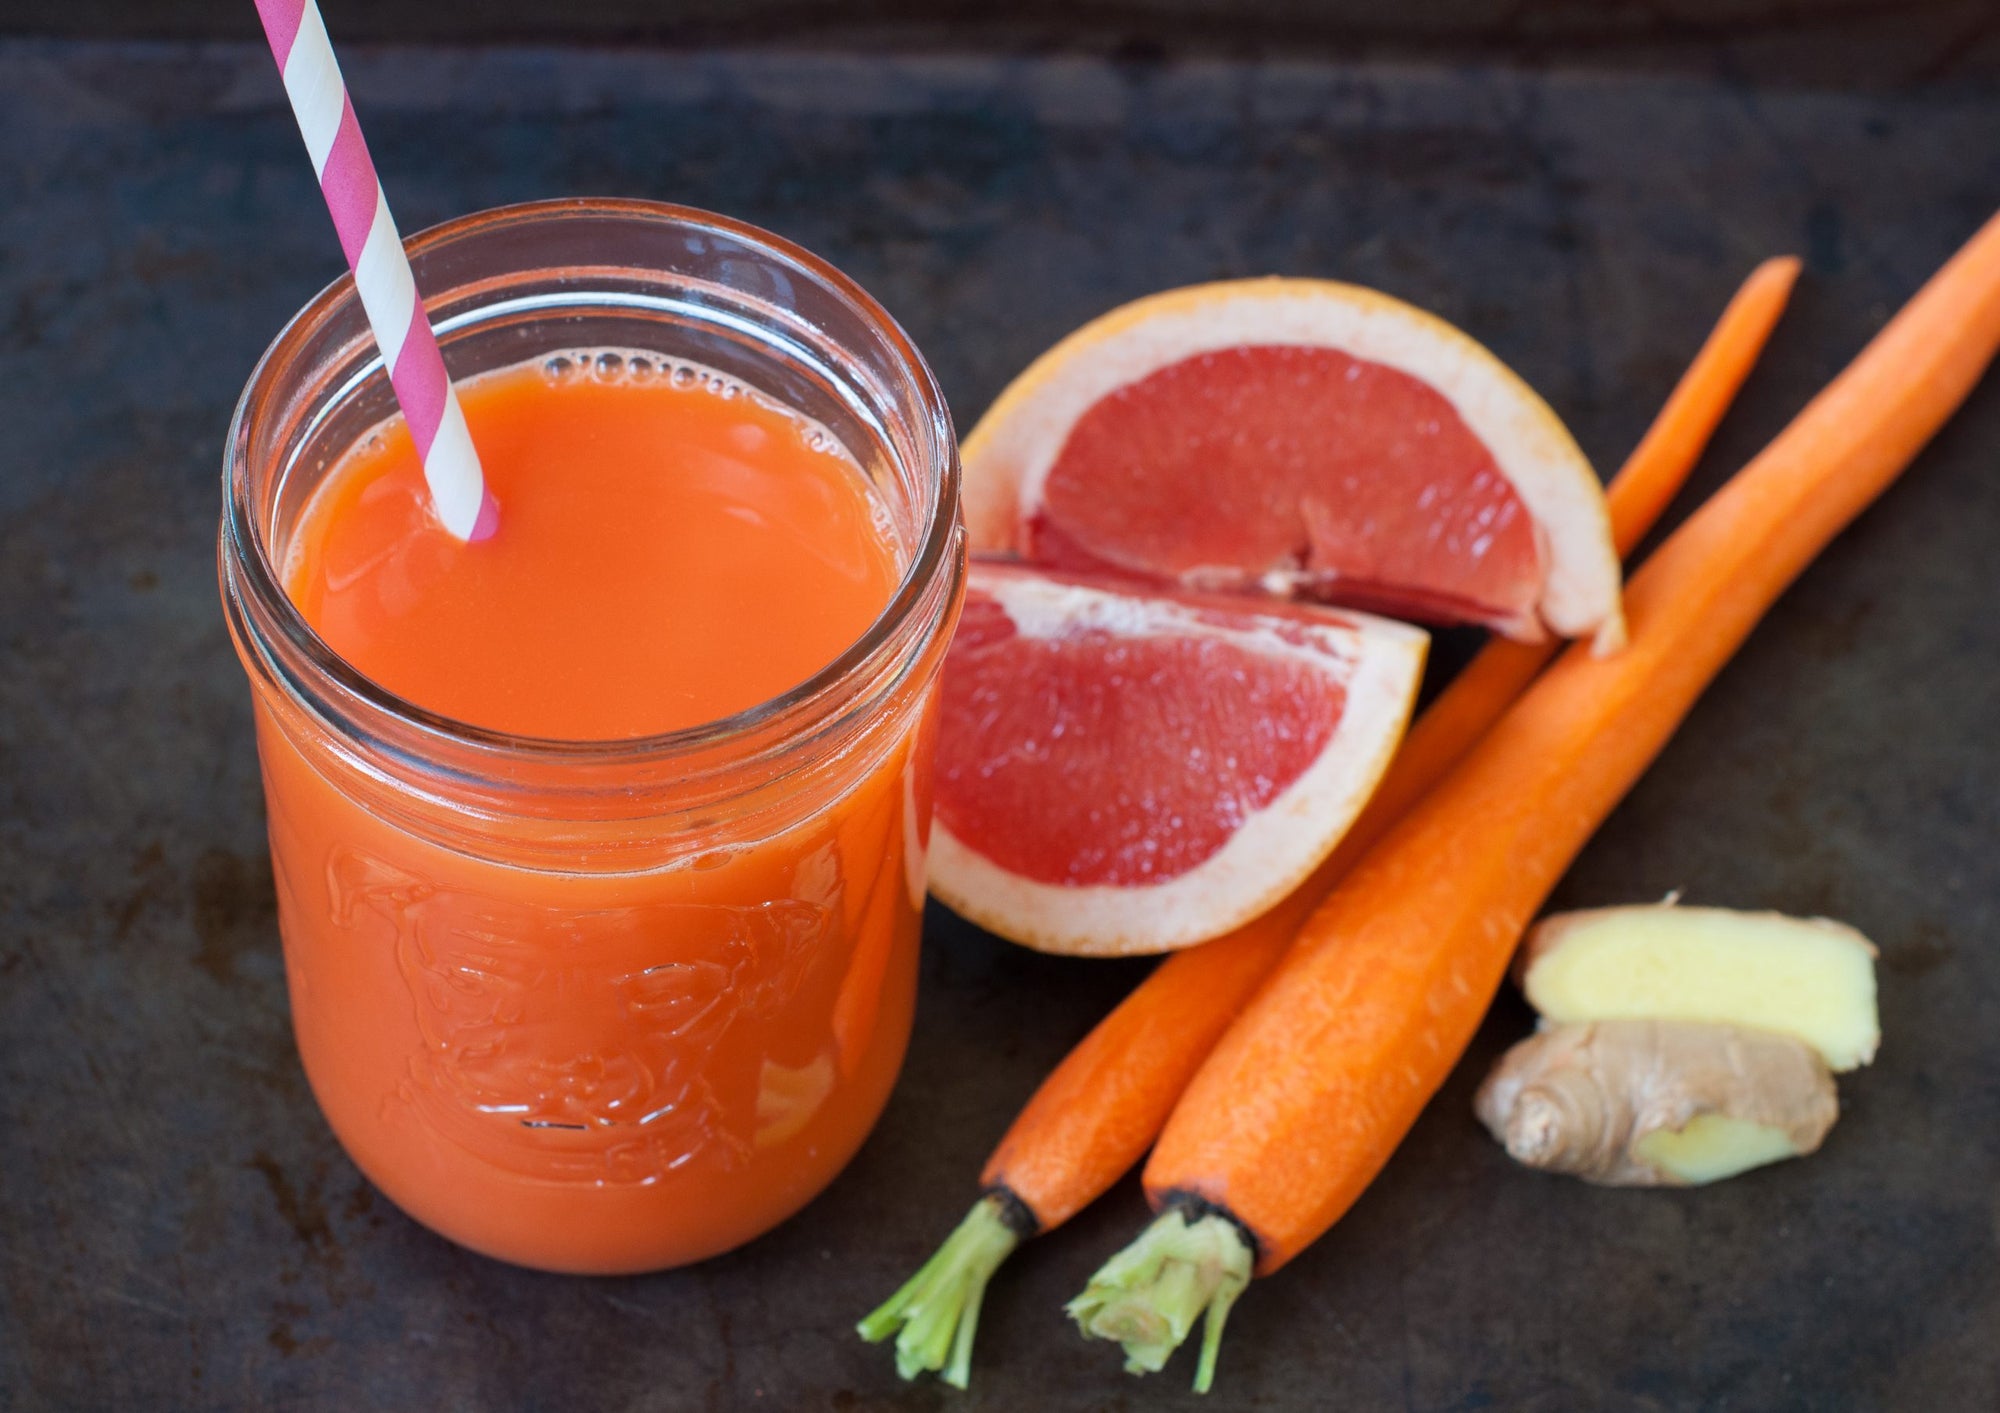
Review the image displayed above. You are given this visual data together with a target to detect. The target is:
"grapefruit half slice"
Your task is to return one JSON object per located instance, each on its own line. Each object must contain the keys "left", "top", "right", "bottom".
{"left": 962, "top": 278, "right": 1624, "bottom": 648}
{"left": 929, "top": 562, "right": 1427, "bottom": 956}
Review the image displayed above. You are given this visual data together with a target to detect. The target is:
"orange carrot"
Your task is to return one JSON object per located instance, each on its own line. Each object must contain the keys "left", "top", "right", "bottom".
{"left": 858, "top": 258, "right": 1798, "bottom": 1388}
{"left": 1072, "top": 213, "right": 2000, "bottom": 1393}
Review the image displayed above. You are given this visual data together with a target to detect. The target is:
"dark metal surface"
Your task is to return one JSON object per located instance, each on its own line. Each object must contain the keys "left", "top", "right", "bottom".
{"left": 2, "top": 38, "right": 1997, "bottom": 1411}
{"left": 8, "top": 2, "right": 2000, "bottom": 91}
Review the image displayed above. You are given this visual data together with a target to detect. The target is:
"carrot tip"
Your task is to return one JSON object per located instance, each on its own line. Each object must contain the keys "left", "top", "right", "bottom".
{"left": 857, "top": 1193, "right": 1021, "bottom": 1389}
{"left": 1067, "top": 1208, "right": 1253, "bottom": 1393}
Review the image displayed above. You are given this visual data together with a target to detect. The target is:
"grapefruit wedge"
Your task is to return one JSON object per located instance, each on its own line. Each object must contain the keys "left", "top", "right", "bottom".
{"left": 929, "top": 562, "right": 1427, "bottom": 956}
{"left": 962, "top": 278, "right": 1624, "bottom": 648}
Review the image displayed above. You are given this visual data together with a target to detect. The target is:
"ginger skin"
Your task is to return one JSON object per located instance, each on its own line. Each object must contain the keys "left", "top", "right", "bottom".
{"left": 1475, "top": 1019, "right": 1838, "bottom": 1186}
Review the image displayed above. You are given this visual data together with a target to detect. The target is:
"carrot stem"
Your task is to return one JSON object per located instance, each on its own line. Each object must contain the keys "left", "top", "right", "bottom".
{"left": 1065, "top": 1208, "right": 1250, "bottom": 1391}
{"left": 859, "top": 257, "right": 1797, "bottom": 1385}
{"left": 1088, "top": 209, "right": 2000, "bottom": 1389}
{"left": 856, "top": 1192, "right": 1024, "bottom": 1387}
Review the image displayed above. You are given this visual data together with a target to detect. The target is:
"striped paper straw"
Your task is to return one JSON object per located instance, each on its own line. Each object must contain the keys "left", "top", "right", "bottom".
{"left": 254, "top": 0, "right": 497, "bottom": 542}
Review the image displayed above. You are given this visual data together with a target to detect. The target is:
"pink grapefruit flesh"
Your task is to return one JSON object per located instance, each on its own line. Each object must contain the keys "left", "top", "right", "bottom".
{"left": 927, "top": 562, "right": 1427, "bottom": 956}
{"left": 1027, "top": 345, "right": 1547, "bottom": 631}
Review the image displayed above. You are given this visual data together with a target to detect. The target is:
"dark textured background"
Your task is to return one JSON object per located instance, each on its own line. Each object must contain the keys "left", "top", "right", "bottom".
{"left": 4, "top": 0, "right": 2000, "bottom": 88}
{"left": 1, "top": 31, "right": 1997, "bottom": 1413}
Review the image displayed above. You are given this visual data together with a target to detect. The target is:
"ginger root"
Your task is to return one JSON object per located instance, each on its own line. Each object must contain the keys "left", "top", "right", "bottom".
{"left": 1518, "top": 904, "right": 1880, "bottom": 1071}
{"left": 1475, "top": 1018, "right": 1838, "bottom": 1186}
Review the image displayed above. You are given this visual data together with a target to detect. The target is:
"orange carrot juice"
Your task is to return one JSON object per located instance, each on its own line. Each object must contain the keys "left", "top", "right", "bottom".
{"left": 286, "top": 355, "right": 901, "bottom": 739}
{"left": 250, "top": 349, "right": 937, "bottom": 1273}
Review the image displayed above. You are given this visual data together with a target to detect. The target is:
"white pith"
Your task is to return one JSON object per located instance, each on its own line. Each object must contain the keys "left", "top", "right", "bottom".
{"left": 927, "top": 566, "right": 1428, "bottom": 957}
{"left": 961, "top": 278, "right": 1623, "bottom": 647}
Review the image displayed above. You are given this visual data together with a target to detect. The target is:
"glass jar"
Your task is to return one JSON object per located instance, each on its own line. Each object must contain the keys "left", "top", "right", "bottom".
{"left": 219, "top": 199, "right": 963, "bottom": 1274}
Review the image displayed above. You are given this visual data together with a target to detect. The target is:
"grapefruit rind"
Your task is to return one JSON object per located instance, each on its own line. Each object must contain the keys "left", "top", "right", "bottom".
{"left": 927, "top": 567, "right": 1428, "bottom": 957}
{"left": 962, "top": 277, "right": 1624, "bottom": 650}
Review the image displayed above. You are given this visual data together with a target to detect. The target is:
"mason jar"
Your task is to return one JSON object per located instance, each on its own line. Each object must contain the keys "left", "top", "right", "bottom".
{"left": 219, "top": 199, "right": 963, "bottom": 1273}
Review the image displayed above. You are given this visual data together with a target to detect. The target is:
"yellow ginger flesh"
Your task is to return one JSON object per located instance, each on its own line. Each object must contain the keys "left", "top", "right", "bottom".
{"left": 1519, "top": 904, "right": 1880, "bottom": 1071}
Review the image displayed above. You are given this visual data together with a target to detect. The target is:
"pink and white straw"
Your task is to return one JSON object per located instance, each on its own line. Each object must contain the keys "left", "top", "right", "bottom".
{"left": 254, "top": 0, "right": 497, "bottom": 541}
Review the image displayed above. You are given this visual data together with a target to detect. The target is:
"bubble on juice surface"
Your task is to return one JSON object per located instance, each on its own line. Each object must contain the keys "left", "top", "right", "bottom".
{"left": 442, "top": 347, "right": 903, "bottom": 554}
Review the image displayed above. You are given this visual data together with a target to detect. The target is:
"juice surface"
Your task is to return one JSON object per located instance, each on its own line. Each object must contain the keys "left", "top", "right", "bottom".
{"left": 256, "top": 354, "right": 931, "bottom": 1273}
{"left": 287, "top": 352, "right": 902, "bottom": 738}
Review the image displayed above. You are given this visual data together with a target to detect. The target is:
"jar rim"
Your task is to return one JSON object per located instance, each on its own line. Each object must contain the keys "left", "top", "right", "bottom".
{"left": 222, "top": 197, "right": 962, "bottom": 772}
